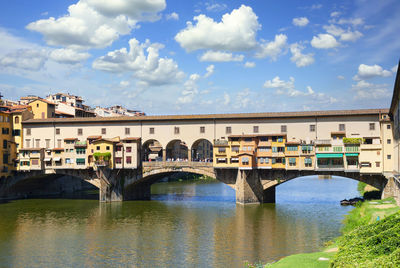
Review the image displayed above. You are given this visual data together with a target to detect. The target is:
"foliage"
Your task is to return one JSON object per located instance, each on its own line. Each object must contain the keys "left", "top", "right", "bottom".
{"left": 343, "top": 137, "right": 363, "bottom": 144}
{"left": 332, "top": 211, "right": 400, "bottom": 267}
{"left": 263, "top": 251, "right": 334, "bottom": 268}
{"left": 93, "top": 152, "right": 111, "bottom": 161}
{"left": 357, "top": 181, "right": 367, "bottom": 195}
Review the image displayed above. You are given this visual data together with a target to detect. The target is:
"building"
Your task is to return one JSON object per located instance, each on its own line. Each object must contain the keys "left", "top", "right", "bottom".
{"left": 94, "top": 105, "right": 145, "bottom": 117}
{"left": 46, "top": 93, "right": 96, "bottom": 118}
{"left": 28, "top": 98, "right": 56, "bottom": 119}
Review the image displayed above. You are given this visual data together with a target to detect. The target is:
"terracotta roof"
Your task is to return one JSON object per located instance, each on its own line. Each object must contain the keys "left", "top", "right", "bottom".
{"left": 55, "top": 110, "right": 74, "bottom": 116}
{"left": 52, "top": 148, "right": 64, "bottom": 151}
{"left": 87, "top": 135, "right": 102, "bottom": 139}
{"left": 64, "top": 138, "right": 78, "bottom": 141}
{"left": 121, "top": 137, "right": 141, "bottom": 141}
{"left": 28, "top": 98, "right": 56, "bottom": 106}
{"left": 22, "top": 108, "right": 389, "bottom": 124}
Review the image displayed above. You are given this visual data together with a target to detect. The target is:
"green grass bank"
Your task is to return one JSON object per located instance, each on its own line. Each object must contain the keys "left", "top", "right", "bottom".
{"left": 248, "top": 183, "right": 400, "bottom": 268}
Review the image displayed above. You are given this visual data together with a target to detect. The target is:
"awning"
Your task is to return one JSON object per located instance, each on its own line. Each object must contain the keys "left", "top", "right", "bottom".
{"left": 231, "top": 158, "right": 239, "bottom": 161}
{"left": 53, "top": 157, "right": 61, "bottom": 161}
{"left": 217, "top": 158, "right": 226, "bottom": 161}
{"left": 44, "top": 158, "right": 52, "bottom": 162}
{"left": 316, "top": 153, "right": 343, "bottom": 158}
{"left": 346, "top": 153, "right": 359, "bottom": 157}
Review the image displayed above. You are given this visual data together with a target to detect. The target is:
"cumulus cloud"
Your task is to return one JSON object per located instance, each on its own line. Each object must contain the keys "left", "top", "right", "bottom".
{"left": 26, "top": 0, "right": 166, "bottom": 49}
{"left": 175, "top": 5, "right": 260, "bottom": 52}
{"left": 330, "top": 11, "right": 341, "bottom": 17}
{"left": 0, "top": 49, "right": 47, "bottom": 71}
{"left": 200, "top": 51, "right": 244, "bottom": 62}
{"left": 204, "top": 64, "right": 214, "bottom": 78}
{"left": 177, "top": 73, "right": 200, "bottom": 104}
{"left": 323, "top": 24, "right": 362, "bottom": 42}
{"left": 353, "top": 64, "right": 392, "bottom": 80}
{"left": 292, "top": 17, "right": 309, "bottom": 27}
{"left": 93, "top": 38, "right": 184, "bottom": 87}
{"left": 290, "top": 43, "right": 314, "bottom": 67}
{"left": 50, "top": 48, "right": 90, "bottom": 64}
{"left": 351, "top": 80, "right": 390, "bottom": 99}
{"left": 223, "top": 92, "right": 230, "bottom": 105}
{"left": 255, "top": 34, "right": 287, "bottom": 60}
{"left": 166, "top": 12, "right": 179, "bottom": 20}
{"left": 263, "top": 76, "right": 336, "bottom": 103}
{"left": 337, "top": 18, "right": 364, "bottom": 27}
{"left": 311, "top": 33, "right": 340, "bottom": 49}
{"left": 205, "top": 3, "right": 227, "bottom": 12}
{"left": 244, "top": 61, "right": 255, "bottom": 68}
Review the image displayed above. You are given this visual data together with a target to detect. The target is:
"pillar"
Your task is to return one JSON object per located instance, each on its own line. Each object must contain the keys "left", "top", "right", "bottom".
{"left": 162, "top": 149, "right": 166, "bottom": 162}
{"left": 235, "top": 169, "right": 265, "bottom": 204}
{"left": 97, "top": 167, "right": 124, "bottom": 202}
{"left": 188, "top": 149, "right": 192, "bottom": 162}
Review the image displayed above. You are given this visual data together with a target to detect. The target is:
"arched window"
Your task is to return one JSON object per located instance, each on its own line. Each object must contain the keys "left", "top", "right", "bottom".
{"left": 15, "top": 116, "right": 19, "bottom": 124}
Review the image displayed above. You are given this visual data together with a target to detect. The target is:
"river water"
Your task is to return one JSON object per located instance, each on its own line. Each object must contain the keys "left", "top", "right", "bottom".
{"left": 0, "top": 176, "right": 358, "bottom": 267}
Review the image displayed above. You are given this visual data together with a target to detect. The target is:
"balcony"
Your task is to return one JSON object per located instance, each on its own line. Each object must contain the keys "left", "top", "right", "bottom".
{"left": 360, "top": 144, "right": 382, "bottom": 150}
{"left": 214, "top": 140, "right": 228, "bottom": 146}
{"left": 95, "top": 160, "right": 110, "bottom": 167}
{"left": 315, "top": 139, "right": 331, "bottom": 145}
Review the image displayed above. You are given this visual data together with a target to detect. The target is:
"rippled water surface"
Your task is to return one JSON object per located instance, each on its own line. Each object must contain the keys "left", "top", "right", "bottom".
{"left": 0, "top": 176, "right": 359, "bottom": 267}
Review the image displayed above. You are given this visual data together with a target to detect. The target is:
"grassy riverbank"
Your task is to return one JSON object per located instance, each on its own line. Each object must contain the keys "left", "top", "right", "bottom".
{"left": 250, "top": 184, "right": 400, "bottom": 268}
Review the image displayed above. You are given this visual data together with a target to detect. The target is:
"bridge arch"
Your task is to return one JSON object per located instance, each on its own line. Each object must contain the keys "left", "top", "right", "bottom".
{"left": 142, "top": 139, "right": 163, "bottom": 161}
{"left": 191, "top": 138, "right": 213, "bottom": 162}
{"left": 165, "top": 139, "right": 189, "bottom": 161}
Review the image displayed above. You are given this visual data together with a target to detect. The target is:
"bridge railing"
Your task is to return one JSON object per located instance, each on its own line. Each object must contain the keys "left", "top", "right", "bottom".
{"left": 143, "top": 161, "right": 213, "bottom": 168}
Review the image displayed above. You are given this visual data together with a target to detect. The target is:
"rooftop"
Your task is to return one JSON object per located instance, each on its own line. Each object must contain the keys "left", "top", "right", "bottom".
{"left": 22, "top": 108, "right": 388, "bottom": 124}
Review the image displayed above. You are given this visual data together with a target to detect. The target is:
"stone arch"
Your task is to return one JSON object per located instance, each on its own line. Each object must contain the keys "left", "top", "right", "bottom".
{"left": 165, "top": 139, "right": 189, "bottom": 161}
{"left": 191, "top": 138, "right": 213, "bottom": 162}
{"left": 142, "top": 139, "right": 163, "bottom": 161}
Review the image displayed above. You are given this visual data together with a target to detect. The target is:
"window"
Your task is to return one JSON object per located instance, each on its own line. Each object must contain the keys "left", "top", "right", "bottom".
{"left": 376, "top": 162, "right": 381, "bottom": 167}
{"left": 101, "top": 128, "right": 106, "bottom": 135}
{"left": 387, "top": 155, "right": 392, "bottom": 160}
{"left": 126, "top": 156, "right": 132, "bottom": 164}
{"left": 218, "top": 148, "right": 226, "bottom": 153}
{"left": 25, "top": 139, "right": 30, "bottom": 148}
{"left": 96, "top": 146, "right": 100, "bottom": 150}
{"left": 26, "top": 128, "right": 31, "bottom": 136}
{"left": 76, "top": 158, "right": 85, "bottom": 165}
{"left": 310, "top": 124, "right": 316, "bottom": 132}
{"left": 31, "top": 159, "right": 39, "bottom": 165}
{"left": 77, "top": 128, "right": 83, "bottom": 136}
{"left": 2, "top": 128, "right": 9, "bottom": 135}
{"left": 339, "top": 124, "right": 345, "bottom": 131}
{"left": 226, "top": 126, "right": 231, "bottom": 134}
{"left": 149, "top": 128, "right": 154, "bottom": 134}
{"left": 3, "top": 140, "right": 7, "bottom": 149}
{"left": 287, "top": 146, "right": 298, "bottom": 151}
{"left": 115, "top": 157, "right": 122, "bottom": 164}
{"left": 126, "top": 146, "right": 132, "bottom": 153}
{"left": 174, "top": 127, "right": 180, "bottom": 134}
{"left": 200, "top": 126, "right": 205, "bottom": 133}
{"left": 36, "top": 103, "right": 39, "bottom": 108}
{"left": 12, "top": 129, "right": 21, "bottom": 136}
{"left": 57, "top": 139, "right": 61, "bottom": 148}
{"left": 369, "top": 123, "right": 375, "bottom": 130}
{"left": 56, "top": 128, "right": 60, "bottom": 135}
{"left": 106, "top": 146, "right": 110, "bottom": 150}
{"left": 281, "top": 125, "right": 287, "bottom": 133}
{"left": 241, "top": 157, "right": 249, "bottom": 165}
{"left": 15, "top": 117, "right": 19, "bottom": 123}
{"left": 387, "top": 139, "right": 391, "bottom": 144}
{"left": 125, "top": 128, "right": 130, "bottom": 135}
{"left": 304, "top": 158, "right": 312, "bottom": 167}
{"left": 253, "top": 126, "right": 259, "bottom": 133}
{"left": 260, "top": 136, "right": 268, "bottom": 142}
{"left": 35, "top": 139, "right": 40, "bottom": 148}
{"left": 289, "top": 158, "right": 296, "bottom": 166}
{"left": 231, "top": 146, "right": 239, "bottom": 153}
{"left": 116, "top": 146, "right": 122, "bottom": 152}
{"left": 387, "top": 124, "right": 391, "bottom": 129}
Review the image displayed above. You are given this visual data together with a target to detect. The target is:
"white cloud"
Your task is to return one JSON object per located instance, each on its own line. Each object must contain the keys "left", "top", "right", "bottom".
{"left": 353, "top": 64, "right": 392, "bottom": 80}
{"left": 311, "top": 34, "right": 340, "bottom": 49}
{"left": 93, "top": 38, "right": 184, "bottom": 87}
{"left": 244, "top": 61, "right": 255, "bottom": 68}
{"left": 263, "top": 76, "right": 336, "bottom": 103}
{"left": 177, "top": 73, "right": 200, "bottom": 104}
{"left": 205, "top": 3, "right": 227, "bottom": 12}
{"left": 0, "top": 49, "right": 47, "bottom": 71}
{"left": 310, "top": 4, "right": 322, "bottom": 10}
{"left": 337, "top": 18, "right": 364, "bottom": 26}
{"left": 120, "top": 80, "right": 130, "bottom": 87}
{"left": 255, "top": 34, "right": 287, "bottom": 60}
{"left": 290, "top": 43, "right": 314, "bottom": 67}
{"left": 351, "top": 80, "right": 390, "bottom": 99}
{"left": 337, "top": 75, "right": 345, "bottom": 80}
{"left": 50, "top": 48, "right": 90, "bottom": 64}
{"left": 292, "top": 17, "right": 309, "bottom": 27}
{"left": 200, "top": 51, "right": 244, "bottom": 62}
{"left": 391, "top": 65, "right": 398, "bottom": 73}
{"left": 235, "top": 88, "right": 251, "bottom": 108}
{"left": 204, "top": 64, "right": 214, "bottom": 78}
{"left": 26, "top": 0, "right": 166, "bottom": 49}
{"left": 175, "top": 5, "right": 260, "bottom": 52}
{"left": 330, "top": 11, "right": 341, "bottom": 17}
{"left": 323, "top": 25, "right": 362, "bottom": 42}
{"left": 223, "top": 92, "right": 230, "bottom": 105}
{"left": 166, "top": 12, "right": 179, "bottom": 20}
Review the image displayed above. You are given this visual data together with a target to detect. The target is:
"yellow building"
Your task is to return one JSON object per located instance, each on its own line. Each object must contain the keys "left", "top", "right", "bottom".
{"left": 28, "top": 99, "right": 56, "bottom": 119}
{"left": 88, "top": 138, "right": 118, "bottom": 169}
{"left": 0, "top": 109, "right": 15, "bottom": 177}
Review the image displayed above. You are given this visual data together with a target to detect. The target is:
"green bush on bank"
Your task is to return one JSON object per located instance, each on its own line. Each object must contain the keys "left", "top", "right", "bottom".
{"left": 331, "top": 211, "right": 400, "bottom": 267}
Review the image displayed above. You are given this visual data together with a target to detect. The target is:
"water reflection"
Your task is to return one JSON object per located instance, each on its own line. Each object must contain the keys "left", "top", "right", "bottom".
{"left": 0, "top": 176, "right": 358, "bottom": 267}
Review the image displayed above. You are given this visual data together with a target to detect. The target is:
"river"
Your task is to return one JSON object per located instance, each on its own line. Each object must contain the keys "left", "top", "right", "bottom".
{"left": 0, "top": 176, "right": 358, "bottom": 267}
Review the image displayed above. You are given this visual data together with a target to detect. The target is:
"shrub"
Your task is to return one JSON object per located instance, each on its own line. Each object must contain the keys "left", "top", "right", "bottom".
{"left": 343, "top": 137, "right": 363, "bottom": 144}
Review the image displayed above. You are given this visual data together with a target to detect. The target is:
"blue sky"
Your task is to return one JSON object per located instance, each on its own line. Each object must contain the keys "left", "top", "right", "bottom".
{"left": 0, "top": 0, "right": 399, "bottom": 115}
